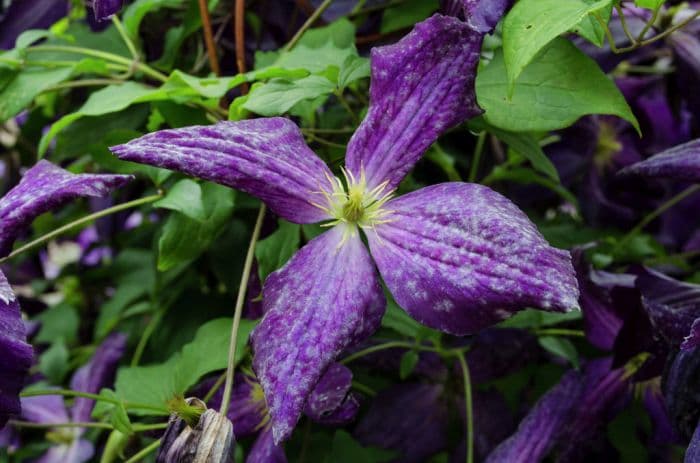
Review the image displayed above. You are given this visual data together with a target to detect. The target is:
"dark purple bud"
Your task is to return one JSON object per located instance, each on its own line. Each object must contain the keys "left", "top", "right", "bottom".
{"left": 87, "top": 0, "right": 123, "bottom": 21}
{"left": 304, "top": 363, "right": 359, "bottom": 426}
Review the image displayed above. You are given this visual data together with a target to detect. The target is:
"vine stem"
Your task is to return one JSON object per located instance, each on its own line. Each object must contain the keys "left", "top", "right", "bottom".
{"left": 234, "top": 0, "right": 249, "bottom": 94}
{"left": 468, "top": 132, "right": 487, "bottom": 183}
{"left": 341, "top": 341, "right": 442, "bottom": 364}
{"left": 27, "top": 45, "right": 168, "bottom": 82}
{"left": 20, "top": 389, "right": 168, "bottom": 414}
{"left": 615, "top": 184, "right": 700, "bottom": 253}
{"left": 283, "top": 0, "right": 335, "bottom": 52}
{"left": 125, "top": 439, "right": 161, "bottom": 463}
{"left": 111, "top": 16, "right": 140, "bottom": 60}
{"left": 455, "top": 350, "right": 474, "bottom": 463}
{"left": 8, "top": 420, "right": 167, "bottom": 432}
{"left": 197, "top": 0, "right": 221, "bottom": 75}
{"left": 0, "top": 193, "right": 163, "bottom": 264}
{"left": 219, "top": 204, "right": 267, "bottom": 415}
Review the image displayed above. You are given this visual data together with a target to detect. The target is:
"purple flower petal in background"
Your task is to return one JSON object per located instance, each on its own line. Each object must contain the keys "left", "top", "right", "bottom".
{"left": 465, "top": 328, "right": 539, "bottom": 383}
{"left": 304, "top": 363, "right": 359, "bottom": 426}
{"left": 664, "top": 346, "right": 700, "bottom": 440}
{"left": 0, "top": 160, "right": 132, "bottom": 257}
{"left": 643, "top": 381, "right": 681, "bottom": 446}
{"left": 20, "top": 394, "right": 69, "bottom": 425}
{"left": 618, "top": 139, "right": 700, "bottom": 182}
{"left": 687, "top": 422, "right": 700, "bottom": 463}
{"left": 344, "top": 15, "right": 483, "bottom": 193}
{"left": 0, "top": 271, "right": 32, "bottom": 429}
{"left": 0, "top": 0, "right": 68, "bottom": 50}
{"left": 485, "top": 370, "right": 582, "bottom": 463}
{"left": 87, "top": 0, "right": 123, "bottom": 21}
{"left": 460, "top": 0, "right": 513, "bottom": 33}
{"left": 636, "top": 268, "right": 700, "bottom": 347}
{"left": 682, "top": 318, "right": 700, "bottom": 351}
{"left": 35, "top": 439, "right": 94, "bottom": 463}
{"left": 354, "top": 383, "right": 449, "bottom": 463}
{"left": 251, "top": 225, "right": 385, "bottom": 443}
{"left": 247, "top": 428, "right": 287, "bottom": 463}
{"left": 70, "top": 332, "right": 127, "bottom": 422}
{"left": 367, "top": 183, "right": 579, "bottom": 335}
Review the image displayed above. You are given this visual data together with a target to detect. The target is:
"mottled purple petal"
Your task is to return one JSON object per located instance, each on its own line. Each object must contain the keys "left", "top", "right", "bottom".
{"left": 247, "top": 427, "right": 287, "bottom": 463}
{"left": 111, "top": 118, "right": 334, "bottom": 224}
{"left": 20, "top": 394, "right": 68, "bottom": 424}
{"left": 35, "top": 440, "right": 94, "bottom": 463}
{"left": 618, "top": 138, "right": 700, "bottom": 182}
{"left": 88, "top": 0, "right": 123, "bottom": 21}
{"left": 304, "top": 363, "right": 359, "bottom": 425}
{"left": 485, "top": 370, "right": 582, "bottom": 463}
{"left": 0, "top": 160, "right": 132, "bottom": 257}
{"left": 367, "top": 183, "right": 579, "bottom": 335}
{"left": 636, "top": 268, "right": 700, "bottom": 347}
{"left": 460, "top": 0, "right": 513, "bottom": 33}
{"left": 344, "top": 15, "right": 483, "bottom": 193}
{"left": 682, "top": 318, "right": 700, "bottom": 351}
{"left": 354, "top": 383, "right": 448, "bottom": 463}
{"left": 0, "top": 0, "right": 68, "bottom": 49}
{"left": 251, "top": 225, "right": 386, "bottom": 443}
{"left": 643, "top": 381, "right": 680, "bottom": 445}
{"left": 687, "top": 422, "right": 700, "bottom": 463}
{"left": 0, "top": 271, "right": 32, "bottom": 428}
{"left": 70, "top": 332, "right": 127, "bottom": 422}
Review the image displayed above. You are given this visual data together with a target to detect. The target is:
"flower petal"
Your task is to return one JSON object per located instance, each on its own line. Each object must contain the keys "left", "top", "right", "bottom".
{"left": 618, "top": 138, "right": 700, "bottom": 182}
{"left": 20, "top": 394, "right": 69, "bottom": 424}
{"left": 367, "top": 183, "right": 579, "bottom": 335}
{"left": 485, "top": 370, "right": 582, "bottom": 463}
{"left": 88, "top": 0, "right": 123, "bottom": 21}
{"left": 344, "top": 15, "right": 483, "bottom": 192}
{"left": 0, "top": 160, "right": 132, "bottom": 257}
{"left": 664, "top": 346, "right": 700, "bottom": 440}
{"left": 0, "top": 271, "right": 33, "bottom": 428}
{"left": 304, "top": 363, "right": 359, "bottom": 425}
{"left": 35, "top": 440, "right": 94, "bottom": 463}
{"left": 687, "top": 422, "right": 700, "bottom": 463}
{"left": 111, "top": 118, "right": 334, "bottom": 224}
{"left": 247, "top": 427, "right": 287, "bottom": 463}
{"left": 460, "top": 0, "right": 513, "bottom": 33}
{"left": 354, "top": 383, "right": 448, "bottom": 463}
{"left": 0, "top": 0, "right": 67, "bottom": 49}
{"left": 251, "top": 225, "right": 386, "bottom": 443}
{"left": 70, "top": 333, "right": 127, "bottom": 422}
{"left": 636, "top": 268, "right": 700, "bottom": 347}
{"left": 682, "top": 318, "right": 700, "bottom": 351}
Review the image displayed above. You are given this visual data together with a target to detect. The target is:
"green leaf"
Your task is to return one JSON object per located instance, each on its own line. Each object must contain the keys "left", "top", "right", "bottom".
{"left": 154, "top": 179, "right": 206, "bottom": 222}
{"left": 35, "top": 303, "right": 79, "bottom": 344}
{"left": 469, "top": 117, "right": 559, "bottom": 181}
{"left": 100, "top": 430, "right": 129, "bottom": 463}
{"left": 476, "top": 38, "right": 639, "bottom": 133}
{"left": 158, "top": 183, "right": 235, "bottom": 271}
{"left": 115, "top": 317, "right": 257, "bottom": 413}
{"left": 325, "top": 431, "right": 396, "bottom": 463}
{"left": 122, "top": 0, "right": 184, "bottom": 38}
{"left": 634, "top": 0, "right": 664, "bottom": 9}
{"left": 0, "top": 67, "right": 74, "bottom": 122}
{"left": 244, "top": 75, "right": 336, "bottom": 116}
{"left": 399, "top": 351, "right": 419, "bottom": 379}
{"left": 109, "top": 401, "right": 134, "bottom": 435}
{"left": 538, "top": 336, "right": 580, "bottom": 369}
{"left": 255, "top": 220, "right": 301, "bottom": 282}
{"left": 381, "top": 0, "right": 439, "bottom": 34}
{"left": 499, "top": 308, "right": 582, "bottom": 329}
{"left": 502, "top": 0, "right": 612, "bottom": 85}
{"left": 38, "top": 340, "right": 70, "bottom": 384}
{"left": 572, "top": 0, "right": 614, "bottom": 47}
{"left": 338, "top": 55, "right": 370, "bottom": 89}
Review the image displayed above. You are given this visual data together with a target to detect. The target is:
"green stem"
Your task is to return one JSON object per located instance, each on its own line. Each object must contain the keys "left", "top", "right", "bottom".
{"left": 306, "top": 133, "right": 348, "bottom": 149}
{"left": 614, "top": 5, "right": 637, "bottom": 46}
{"left": 351, "top": 381, "right": 377, "bottom": 397}
{"left": 20, "top": 389, "right": 168, "bottom": 414}
{"left": 341, "top": 341, "right": 440, "bottom": 364}
{"left": 125, "top": 439, "right": 161, "bottom": 463}
{"left": 615, "top": 184, "right": 700, "bottom": 253}
{"left": 301, "top": 127, "right": 355, "bottom": 134}
{"left": 203, "top": 371, "right": 227, "bottom": 403}
{"left": 27, "top": 45, "right": 167, "bottom": 82}
{"left": 283, "top": 0, "right": 335, "bottom": 52}
{"left": 535, "top": 328, "right": 586, "bottom": 337}
{"left": 9, "top": 420, "right": 113, "bottom": 430}
{"left": 130, "top": 308, "right": 165, "bottom": 367}
{"left": 335, "top": 90, "right": 359, "bottom": 124}
{"left": 636, "top": 3, "right": 661, "bottom": 42}
{"left": 46, "top": 78, "right": 126, "bottom": 91}
{"left": 455, "top": 350, "right": 474, "bottom": 463}
{"left": 111, "top": 16, "right": 140, "bottom": 60}
{"left": 0, "top": 193, "right": 163, "bottom": 264}
{"left": 219, "top": 205, "right": 267, "bottom": 415}
{"left": 468, "top": 132, "right": 487, "bottom": 183}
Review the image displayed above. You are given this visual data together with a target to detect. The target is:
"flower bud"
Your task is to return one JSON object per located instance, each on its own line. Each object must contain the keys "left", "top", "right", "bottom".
{"left": 157, "top": 398, "right": 234, "bottom": 463}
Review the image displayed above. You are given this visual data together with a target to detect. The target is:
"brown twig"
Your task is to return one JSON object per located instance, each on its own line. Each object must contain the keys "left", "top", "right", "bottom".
{"left": 234, "top": 0, "right": 249, "bottom": 94}
{"left": 198, "top": 0, "right": 221, "bottom": 75}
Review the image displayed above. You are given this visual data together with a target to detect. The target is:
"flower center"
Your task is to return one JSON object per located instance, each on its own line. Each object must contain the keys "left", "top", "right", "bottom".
{"left": 312, "top": 168, "right": 394, "bottom": 229}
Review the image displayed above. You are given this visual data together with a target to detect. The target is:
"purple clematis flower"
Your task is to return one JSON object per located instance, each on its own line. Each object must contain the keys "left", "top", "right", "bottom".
{"left": 0, "top": 161, "right": 130, "bottom": 430}
{"left": 19, "top": 333, "right": 126, "bottom": 463}
{"left": 619, "top": 138, "right": 700, "bottom": 182}
{"left": 86, "top": 0, "right": 123, "bottom": 22}
{"left": 111, "top": 14, "right": 579, "bottom": 443}
{"left": 0, "top": 0, "right": 68, "bottom": 50}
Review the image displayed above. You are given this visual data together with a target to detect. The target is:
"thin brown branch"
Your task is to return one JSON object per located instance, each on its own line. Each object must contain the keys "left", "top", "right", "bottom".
{"left": 234, "top": 0, "right": 249, "bottom": 94}
{"left": 198, "top": 0, "right": 221, "bottom": 75}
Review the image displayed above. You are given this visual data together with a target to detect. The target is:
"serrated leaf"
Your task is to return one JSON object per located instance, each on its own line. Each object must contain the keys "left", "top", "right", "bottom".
{"left": 255, "top": 220, "right": 301, "bottom": 282}
{"left": 476, "top": 38, "right": 639, "bottom": 133}
{"left": 502, "top": 0, "right": 612, "bottom": 85}
{"left": 538, "top": 336, "right": 580, "bottom": 369}
{"left": 634, "top": 0, "right": 664, "bottom": 9}
{"left": 154, "top": 179, "right": 206, "bottom": 222}
{"left": 0, "top": 67, "right": 74, "bottom": 122}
